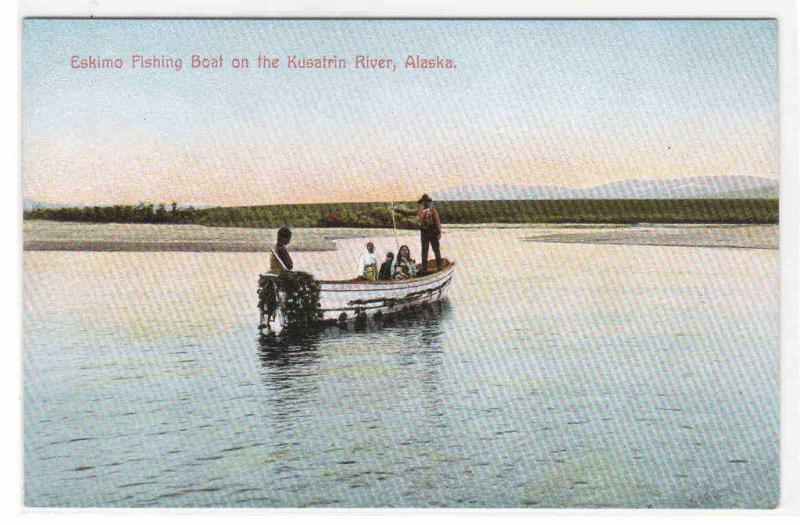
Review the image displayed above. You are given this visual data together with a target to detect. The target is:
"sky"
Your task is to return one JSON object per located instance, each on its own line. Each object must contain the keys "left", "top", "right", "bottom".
{"left": 22, "top": 19, "right": 778, "bottom": 206}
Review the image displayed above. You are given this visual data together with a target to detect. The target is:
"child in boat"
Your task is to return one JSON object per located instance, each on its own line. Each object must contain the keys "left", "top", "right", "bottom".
{"left": 358, "top": 241, "right": 379, "bottom": 280}
{"left": 378, "top": 252, "right": 395, "bottom": 280}
{"left": 269, "top": 227, "right": 293, "bottom": 273}
{"left": 393, "top": 245, "right": 417, "bottom": 279}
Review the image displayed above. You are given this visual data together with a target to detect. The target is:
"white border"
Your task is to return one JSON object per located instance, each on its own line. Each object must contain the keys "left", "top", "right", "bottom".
{"left": 12, "top": 0, "right": 800, "bottom": 19}
{"left": 6, "top": 0, "right": 799, "bottom": 521}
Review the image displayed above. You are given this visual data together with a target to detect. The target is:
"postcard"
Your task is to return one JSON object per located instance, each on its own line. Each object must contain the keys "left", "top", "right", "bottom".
{"left": 21, "top": 17, "right": 782, "bottom": 509}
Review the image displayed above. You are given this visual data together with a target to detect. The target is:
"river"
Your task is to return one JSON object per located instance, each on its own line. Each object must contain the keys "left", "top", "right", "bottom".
{"left": 23, "top": 227, "right": 779, "bottom": 507}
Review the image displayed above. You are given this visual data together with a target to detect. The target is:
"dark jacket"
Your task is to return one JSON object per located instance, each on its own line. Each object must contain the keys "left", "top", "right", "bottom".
{"left": 378, "top": 260, "right": 393, "bottom": 280}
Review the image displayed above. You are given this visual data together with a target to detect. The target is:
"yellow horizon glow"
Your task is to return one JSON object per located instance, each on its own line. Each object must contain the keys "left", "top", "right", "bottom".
{"left": 23, "top": 117, "right": 778, "bottom": 207}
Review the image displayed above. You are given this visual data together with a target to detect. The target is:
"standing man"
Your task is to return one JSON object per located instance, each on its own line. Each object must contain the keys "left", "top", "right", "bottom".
{"left": 394, "top": 194, "right": 443, "bottom": 274}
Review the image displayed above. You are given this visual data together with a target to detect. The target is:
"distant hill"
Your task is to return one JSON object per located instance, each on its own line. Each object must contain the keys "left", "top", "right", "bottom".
{"left": 714, "top": 185, "right": 779, "bottom": 199}
{"left": 435, "top": 176, "right": 778, "bottom": 201}
{"left": 24, "top": 176, "right": 778, "bottom": 212}
{"left": 23, "top": 199, "right": 73, "bottom": 211}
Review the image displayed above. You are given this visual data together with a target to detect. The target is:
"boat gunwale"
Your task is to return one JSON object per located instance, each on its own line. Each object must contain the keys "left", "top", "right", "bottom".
{"left": 317, "top": 261, "right": 456, "bottom": 288}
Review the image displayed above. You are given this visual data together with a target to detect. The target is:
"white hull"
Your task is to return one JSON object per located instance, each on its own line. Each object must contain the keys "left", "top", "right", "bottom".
{"left": 267, "top": 263, "right": 455, "bottom": 332}
{"left": 318, "top": 264, "right": 455, "bottom": 322}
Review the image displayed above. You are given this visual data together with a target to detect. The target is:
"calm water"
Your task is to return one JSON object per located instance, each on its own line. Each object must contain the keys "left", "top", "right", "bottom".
{"left": 23, "top": 228, "right": 779, "bottom": 508}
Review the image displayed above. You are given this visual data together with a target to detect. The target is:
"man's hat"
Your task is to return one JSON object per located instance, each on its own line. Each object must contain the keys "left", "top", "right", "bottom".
{"left": 417, "top": 193, "right": 432, "bottom": 204}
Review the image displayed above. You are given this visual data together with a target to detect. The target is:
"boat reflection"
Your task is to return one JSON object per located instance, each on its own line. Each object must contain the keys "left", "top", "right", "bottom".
{"left": 255, "top": 299, "right": 451, "bottom": 398}
{"left": 257, "top": 299, "right": 452, "bottom": 353}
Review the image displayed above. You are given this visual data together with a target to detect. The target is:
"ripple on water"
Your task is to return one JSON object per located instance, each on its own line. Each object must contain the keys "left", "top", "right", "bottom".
{"left": 23, "top": 234, "right": 779, "bottom": 507}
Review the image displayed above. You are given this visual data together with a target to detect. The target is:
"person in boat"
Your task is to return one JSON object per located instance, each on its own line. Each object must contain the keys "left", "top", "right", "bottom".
{"left": 393, "top": 193, "right": 442, "bottom": 274}
{"left": 378, "top": 251, "right": 395, "bottom": 280}
{"left": 269, "top": 226, "right": 294, "bottom": 274}
{"left": 392, "top": 244, "right": 417, "bottom": 280}
{"left": 358, "top": 241, "right": 379, "bottom": 280}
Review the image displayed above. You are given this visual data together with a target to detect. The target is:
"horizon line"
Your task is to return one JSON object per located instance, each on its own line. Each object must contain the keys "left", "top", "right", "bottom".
{"left": 22, "top": 174, "right": 779, "bottom": 208}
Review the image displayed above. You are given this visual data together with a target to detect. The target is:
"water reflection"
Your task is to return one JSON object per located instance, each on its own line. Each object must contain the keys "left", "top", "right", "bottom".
{"left": 24, "top": 230, "right": 779, "bottom": 507}
{"left": 255, "top": 301, "right": 450, "bottom": 406}
{"left": 256, "top": 299, "right": 451, "bottom": 355}
{"left": 255, "top": 300, "right": 451, "bottom": 421}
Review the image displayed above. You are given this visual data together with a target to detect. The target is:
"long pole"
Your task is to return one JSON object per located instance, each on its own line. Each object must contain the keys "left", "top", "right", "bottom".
{"left": 389, "top": 201, "right": 400, "bottom": 252}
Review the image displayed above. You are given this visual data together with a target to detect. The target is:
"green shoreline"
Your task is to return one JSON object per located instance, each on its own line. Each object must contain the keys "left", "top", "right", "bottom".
{"left": 24, "top": 198, "right": 779, "bottom": 228}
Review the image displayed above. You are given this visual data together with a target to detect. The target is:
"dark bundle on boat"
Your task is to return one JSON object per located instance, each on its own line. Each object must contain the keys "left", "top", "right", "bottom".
{"left": 258, "top": 271, "right": 322, "bottom": 330}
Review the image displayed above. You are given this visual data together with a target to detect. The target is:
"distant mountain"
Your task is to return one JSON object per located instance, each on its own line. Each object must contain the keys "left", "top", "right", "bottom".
{"left": 435, "top": 176, "right": 778, "bottom": 201}
{"left": 713, "top": 185, "right": 779, "bottom": 199}
{"left": 23, "top": 199, "right": 74, "bottom": 211}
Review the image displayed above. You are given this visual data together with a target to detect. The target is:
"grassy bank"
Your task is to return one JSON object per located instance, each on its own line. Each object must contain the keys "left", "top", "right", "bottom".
{"left": 23, "top": 199, "right": 778, "bottom": 228}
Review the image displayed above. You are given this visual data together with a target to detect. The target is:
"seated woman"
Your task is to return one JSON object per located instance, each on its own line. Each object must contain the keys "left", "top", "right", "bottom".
{"left": 392, "top": 245, "right": 417, "bottom": 279}
{"left": 358, "top": 241, "right": 379, "bottom": 280}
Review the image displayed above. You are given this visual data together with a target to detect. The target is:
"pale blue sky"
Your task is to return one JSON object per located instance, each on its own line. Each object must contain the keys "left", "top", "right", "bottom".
{"left": 22, "top": 19, "right": 778, "bottom": 205}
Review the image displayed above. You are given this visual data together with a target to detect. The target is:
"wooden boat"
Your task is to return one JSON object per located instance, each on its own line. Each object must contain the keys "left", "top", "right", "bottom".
{"left": 259, "top": 259, "right": 455, "bottom": 333}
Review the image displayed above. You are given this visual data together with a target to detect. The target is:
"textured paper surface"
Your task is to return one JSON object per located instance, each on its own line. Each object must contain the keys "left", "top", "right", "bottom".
{"left": 22, "top": 18, "right": 780, "bottom": 508}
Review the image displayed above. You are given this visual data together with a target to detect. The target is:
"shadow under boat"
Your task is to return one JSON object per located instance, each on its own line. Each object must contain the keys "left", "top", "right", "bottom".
{"left": 258, "top": 298, "right": 452, "bottom": 355}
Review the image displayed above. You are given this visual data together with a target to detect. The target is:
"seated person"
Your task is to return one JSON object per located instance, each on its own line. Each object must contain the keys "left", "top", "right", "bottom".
{"left": 358, "top": 241, "right": 379, "bottom": 281}
{"left": 378, "top": 252, "right": 395, "bottom": 280}
{"left": 392, "top": 245, "right": 417, "bottom": 279}
{"left": 269, "top": 227, "right": 293, "bottom": 273}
